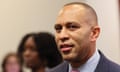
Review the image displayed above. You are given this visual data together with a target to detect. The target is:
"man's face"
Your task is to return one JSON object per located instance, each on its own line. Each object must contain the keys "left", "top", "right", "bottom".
{"left": 54, "top": 5, "right": 93, "bottom": 62}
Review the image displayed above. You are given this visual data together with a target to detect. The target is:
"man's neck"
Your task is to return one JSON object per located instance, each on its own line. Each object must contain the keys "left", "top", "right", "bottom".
{"left": 68, "top": 49, "right": 100, "bottom": 72}
{"left": 70, "top": 48, "right": 96, "bottom": 68}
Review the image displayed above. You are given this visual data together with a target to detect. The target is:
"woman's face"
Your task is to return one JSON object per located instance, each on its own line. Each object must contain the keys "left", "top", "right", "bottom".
{"left": 5, "top": 56, "right": 21, "bottom": 72}
{"left": 23, "top": 36, "right": 42, "bottom": 68}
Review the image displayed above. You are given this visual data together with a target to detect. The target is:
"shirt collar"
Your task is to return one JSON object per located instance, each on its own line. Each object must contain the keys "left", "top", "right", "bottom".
{"left": 69, "top": 49, "right": 100, "bottom": 72}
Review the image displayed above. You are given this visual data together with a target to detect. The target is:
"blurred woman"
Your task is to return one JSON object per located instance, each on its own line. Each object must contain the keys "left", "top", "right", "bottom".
{"left": 2, "top": 53, "right": 23, "bottom": 72}
{"left": 17, "top": 32, "right": 63, "bottom": 72}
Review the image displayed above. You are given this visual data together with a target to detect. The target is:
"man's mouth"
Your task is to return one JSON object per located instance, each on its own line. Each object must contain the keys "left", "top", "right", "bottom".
{"left": 60, "top": 44, "right": 74, "bottom": 52}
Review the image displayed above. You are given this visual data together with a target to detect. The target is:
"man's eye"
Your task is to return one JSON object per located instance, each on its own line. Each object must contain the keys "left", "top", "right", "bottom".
{"left": 54, "top": 24, "right": 62, "bottom": 32}
{"left": 66, "top": 22, "right": 80, "bottom": 30}
{"left": 67, "top": 24, "right": 80, "bottom": 30}
{"left": 68, "top": 25, "right": 77, "bottom": 28}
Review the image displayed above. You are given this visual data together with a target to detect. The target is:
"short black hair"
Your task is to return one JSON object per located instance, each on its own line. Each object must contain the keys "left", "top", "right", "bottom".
{"left": 17, "top": 32, "right": 63, "bottom": 68}
{"left": 64, "top": 2, "right": 98, "bottom": 24}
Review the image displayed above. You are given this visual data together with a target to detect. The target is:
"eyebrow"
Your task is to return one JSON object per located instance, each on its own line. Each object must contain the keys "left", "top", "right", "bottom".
{"left": 66, "top": 21, "right": 80, "bottom": 25}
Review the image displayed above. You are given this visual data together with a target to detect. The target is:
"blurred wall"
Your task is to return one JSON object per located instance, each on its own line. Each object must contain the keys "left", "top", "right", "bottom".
{"left": 86, "top": 0, "right": 120, "bottom": 63}
{"left": 0, "top": 0, "right": 84, "bottom": 71}
{"left": 0, "top": 0, "right": 119, "bottom": 71}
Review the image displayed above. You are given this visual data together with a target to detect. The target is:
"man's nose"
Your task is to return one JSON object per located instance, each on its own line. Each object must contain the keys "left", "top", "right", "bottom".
{"left": 59, "top": 29, "right": 69, "bottom": 42}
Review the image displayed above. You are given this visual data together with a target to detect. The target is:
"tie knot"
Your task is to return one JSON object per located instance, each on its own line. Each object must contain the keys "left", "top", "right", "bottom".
{"left": 71, "top": 69, "right": 79, "bottom": 72}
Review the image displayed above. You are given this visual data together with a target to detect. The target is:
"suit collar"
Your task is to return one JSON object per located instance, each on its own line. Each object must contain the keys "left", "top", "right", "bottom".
{"left": 95, "top": 50, "right": 109, "bottom": 72}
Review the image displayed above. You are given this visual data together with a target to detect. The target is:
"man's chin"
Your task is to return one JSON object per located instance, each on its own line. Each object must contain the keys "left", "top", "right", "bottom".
{"left": 62, "top": 54, "right": 75, "bottom": 61}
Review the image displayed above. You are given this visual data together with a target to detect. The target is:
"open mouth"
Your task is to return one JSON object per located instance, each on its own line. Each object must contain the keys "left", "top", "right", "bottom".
{"left": 60, "top": 44, "right": 74, "bottom": 53}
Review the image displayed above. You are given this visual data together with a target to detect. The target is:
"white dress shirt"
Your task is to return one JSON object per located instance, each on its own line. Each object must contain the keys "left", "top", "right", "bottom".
{"left": 69, "top": 49, "right": 100, "bottom": 72}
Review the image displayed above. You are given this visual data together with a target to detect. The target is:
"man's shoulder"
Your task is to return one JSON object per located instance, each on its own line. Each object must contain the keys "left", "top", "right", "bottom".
{"left": 104, "top": 57, "right": 120, "bottom": 72}
{"left": 95, "top": 51, "right": 120, "bottom": 72}
{"left": 108, "top": 60, "right": 120, "bottom": 72}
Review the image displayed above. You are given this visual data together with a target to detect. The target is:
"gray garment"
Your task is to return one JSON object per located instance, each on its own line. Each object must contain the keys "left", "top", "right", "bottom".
{"left": 49, "top": 51, "right": 120, "bottom": 72}
{"left": 94, "top": 51, "right": 120, "bottom": 72}
{"left": 49, "top": 61, "right": 68, "bottom": 72}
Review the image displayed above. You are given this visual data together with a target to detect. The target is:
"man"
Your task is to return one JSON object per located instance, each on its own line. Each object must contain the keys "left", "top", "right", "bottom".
{"left": 52, "top": 2, "right": 120, "bottom": 72}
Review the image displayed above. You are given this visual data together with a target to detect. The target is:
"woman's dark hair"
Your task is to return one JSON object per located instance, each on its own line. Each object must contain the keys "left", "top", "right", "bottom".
{"left": 17, "top": 32, "right": 63, "bottom": 68}
{"left": 2, "top": 53, "right": 23, "bottom": 72}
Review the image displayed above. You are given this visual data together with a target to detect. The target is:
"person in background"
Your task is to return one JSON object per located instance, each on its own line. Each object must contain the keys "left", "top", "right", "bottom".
{"left": 17, "top": 32, "right": 63, "bottom": 72}
{"left": 1, "top": 52, "right": 23, "bottom": 72}
{"left": 53, "top": 2, "right": 120, "bottom": 72}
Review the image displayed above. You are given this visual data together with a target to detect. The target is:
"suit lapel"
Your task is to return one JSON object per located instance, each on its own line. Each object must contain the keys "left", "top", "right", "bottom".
{"left": 50, "top": 61, "right": 69, "bottom": 72}
{"left": 95, "top": 51, "right": 109, "bottom": 72}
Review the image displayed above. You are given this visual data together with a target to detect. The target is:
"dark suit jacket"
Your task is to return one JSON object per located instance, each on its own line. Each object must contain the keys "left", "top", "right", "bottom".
{"left": 50, "top": 51, "right": 120, "bottom": 72}
{"left": 49, "top": 61, "right": 68, "bottom": 72}
{"left": 95, "top": 51, "right": 120, "bottom": 72}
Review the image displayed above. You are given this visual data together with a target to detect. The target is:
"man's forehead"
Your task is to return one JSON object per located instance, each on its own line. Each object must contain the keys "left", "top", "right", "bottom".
{"left": 58, "top": 4, "right": 86, "bottom": 16}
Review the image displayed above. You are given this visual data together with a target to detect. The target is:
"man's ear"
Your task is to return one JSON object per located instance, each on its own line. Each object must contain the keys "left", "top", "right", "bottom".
{"left": 90, "top": 26, "right": 100, "bottom": 42}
